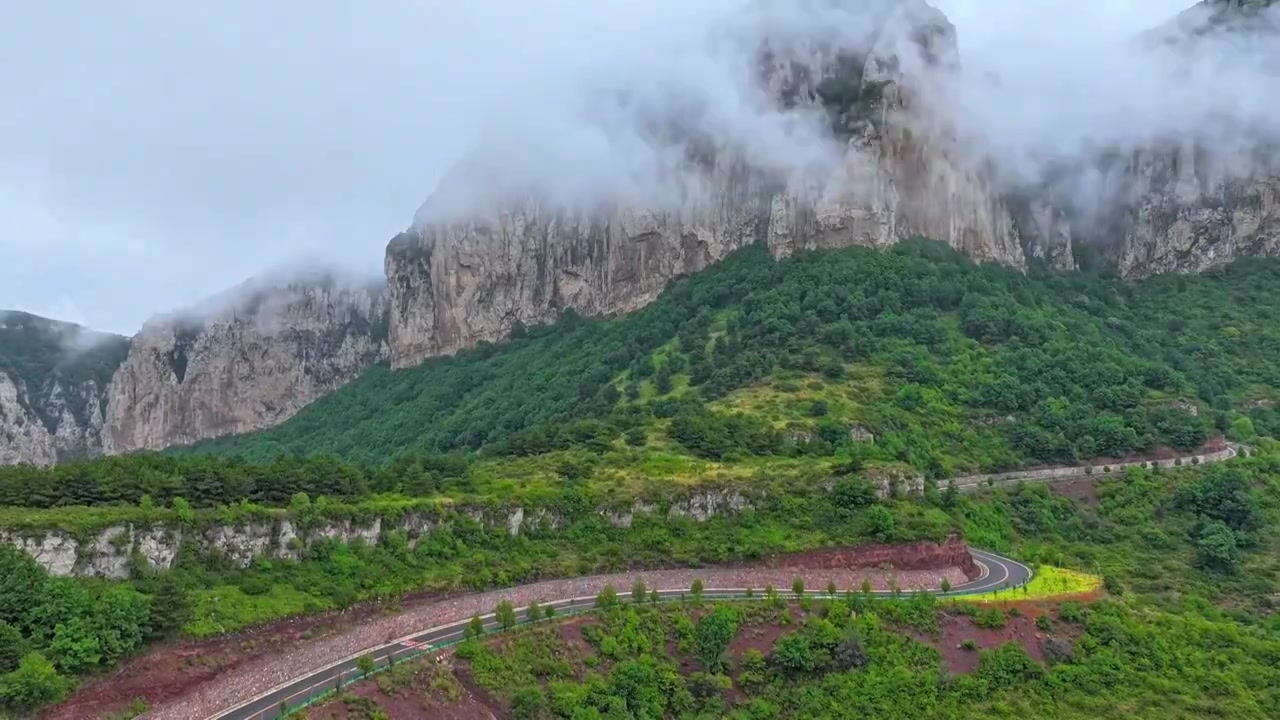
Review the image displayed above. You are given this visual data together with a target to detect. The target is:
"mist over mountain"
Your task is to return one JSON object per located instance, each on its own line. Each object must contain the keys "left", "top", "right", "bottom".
{"left": 4, "top": 0, "right": 1280, "bottom": 465}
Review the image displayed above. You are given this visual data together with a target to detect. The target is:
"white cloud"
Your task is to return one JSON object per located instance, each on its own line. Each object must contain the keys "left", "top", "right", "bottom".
{"left": 10, "top": 0, "right": 1275, "bottom": 336}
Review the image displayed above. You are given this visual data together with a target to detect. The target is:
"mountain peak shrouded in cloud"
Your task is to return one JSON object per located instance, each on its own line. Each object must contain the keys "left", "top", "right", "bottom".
{"left": 412, "top": 0, "right": 906, "bottom": 228}
{"left": 3, "top": 0, "right": 1278, "bottom": 335}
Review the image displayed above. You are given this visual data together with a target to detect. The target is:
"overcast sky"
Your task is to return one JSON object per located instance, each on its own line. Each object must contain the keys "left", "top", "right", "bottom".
{"left": 1, "top": 1, "right": 1196, "bottom": 334}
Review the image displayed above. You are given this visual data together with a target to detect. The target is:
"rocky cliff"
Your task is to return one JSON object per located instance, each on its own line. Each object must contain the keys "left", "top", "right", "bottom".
{"left": 0, "top": 312, "right": 129, "bottom": 464}
{"left": 1, "top": 277, "right": 389, "bottom": 465}
{"left": 386, "top": 0, "right": 1026, "bottom": 368}
{"left": 1119, "top": 1, "right": 1279, "bottom": 276}
{"left": 386, "top": 0, "right": 1280, "bottom": 367}
{"left": 104, "top": 277, "right": 390, "bottom": 454}
{"left": 0, "top": 487, "right": 754, "bottom": 578}
{"left": 1014, "top": 0, "right": 1280, "bottom": 277}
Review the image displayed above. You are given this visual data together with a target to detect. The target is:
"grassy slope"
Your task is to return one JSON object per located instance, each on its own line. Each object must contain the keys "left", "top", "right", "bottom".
{"left": 179, "top": 242, "right": 1280, "bottom": 486}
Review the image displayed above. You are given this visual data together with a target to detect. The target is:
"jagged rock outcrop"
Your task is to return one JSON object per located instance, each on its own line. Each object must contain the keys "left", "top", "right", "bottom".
{"left": 1, "top": 277, "right": 390, "bottom": 465}
{"left": 1017, "top": 0, "right": 1280, "bottom": 277}
{"left": 1118, "top": 145, "right": 1280, "bottom": 277}
{"left": 386, "top": 0, "right": 1023, "bottom": 368}
{"left": 0, "top": 312, "right": 129, "bottom": 464}
{"left": 104, "top": 277, "right": 389, "bottom": 453}
{"left": 1116, "top": 0, "right": 1280, "bottom": 277}
{"left": 0, "top": 487, "right": 752, "bottom": 578}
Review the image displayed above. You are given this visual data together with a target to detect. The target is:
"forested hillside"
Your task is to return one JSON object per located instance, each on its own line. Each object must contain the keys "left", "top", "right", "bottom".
{"left": 183, "top": 240, "right": 1273, "bottom": 471}
{"left": 5, "top": 241, "right": 1280, "bottom": 716}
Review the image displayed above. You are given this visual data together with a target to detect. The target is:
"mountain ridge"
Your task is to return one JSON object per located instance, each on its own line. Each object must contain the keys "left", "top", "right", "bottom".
{"left": 3, "top": 0, "right": 1279, "bottom": 464}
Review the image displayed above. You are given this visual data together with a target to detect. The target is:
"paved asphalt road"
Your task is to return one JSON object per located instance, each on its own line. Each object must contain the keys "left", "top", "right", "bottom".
{"left": 209, "top": 548, "right": 1032, "bottom": 720}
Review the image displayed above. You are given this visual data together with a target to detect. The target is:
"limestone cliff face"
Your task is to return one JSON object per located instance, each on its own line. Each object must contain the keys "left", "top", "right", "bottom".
{"left": 103, "top": 278, "right": 389, "bottom": 453}
{"left": 1118, "top": 143, "right": 1280, "bottom": 277}
{"left": 387, "top": 0, "right": 1023, "bottom": 368}
{"left": 0, "top": 376, "right": 113, "bottom": 465}
{"left": 3, "top": 281, "right": 391, "bottom": 465}
{"left": 1017, "top": 0, "right": 1280, "bottom": 278}
{"left": 0, "top": 312, "right": 127, "bottom": 465}
{"left": 1114, "top": 0, "right": 1280, "bottom": 277}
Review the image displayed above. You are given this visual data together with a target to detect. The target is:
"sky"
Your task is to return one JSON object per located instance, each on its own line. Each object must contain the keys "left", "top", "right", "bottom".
{"left": 0, "top": 1, "right": 1204, "bottom": 334}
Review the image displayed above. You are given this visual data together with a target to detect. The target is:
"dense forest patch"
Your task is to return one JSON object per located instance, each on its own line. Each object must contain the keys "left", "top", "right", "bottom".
{"left": 182, "top": 241, "right": 1278, "bottom": 475}
{"left": 7, "top": 243, "right": 1280, "bottom": 716}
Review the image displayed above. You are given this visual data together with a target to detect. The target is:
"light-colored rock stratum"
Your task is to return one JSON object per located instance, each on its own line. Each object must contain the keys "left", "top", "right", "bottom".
{"left": 1, "top": 277, "right": 389, "bottom": 465}
{"left": 103, "top": 278, "right": 389, "bottom": 453}
{"left": 385, "top": 0, "right": 1030, "bottom": 368}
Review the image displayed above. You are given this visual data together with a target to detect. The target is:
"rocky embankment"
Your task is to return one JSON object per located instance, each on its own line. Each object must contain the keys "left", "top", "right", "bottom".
{"left": 2, "top": 444, "right": 1241, "bottom": 580}
{"left": 2, "top": 489, "right": 752, "bottom": 579}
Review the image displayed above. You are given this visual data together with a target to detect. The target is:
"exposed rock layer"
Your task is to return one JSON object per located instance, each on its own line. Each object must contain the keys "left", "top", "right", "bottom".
{"left": 5, "top": 0, "right": 1279, "bottom": 462}
{"left": 386, "top": 0, "right": 1028, "bottom": 368}
{"left": 104, "top": 280, "right": 389, "bottom": 453}
{"left": 1, "top": 279, "right": 389, "bottom": 464}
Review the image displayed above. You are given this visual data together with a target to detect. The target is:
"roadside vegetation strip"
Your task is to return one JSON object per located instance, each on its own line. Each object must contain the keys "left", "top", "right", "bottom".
{"left": 953, "top": 566, "right": 1102, "bottom": 604}
{"left": 270, "top": 568, "right": 1044, "bottom": 719}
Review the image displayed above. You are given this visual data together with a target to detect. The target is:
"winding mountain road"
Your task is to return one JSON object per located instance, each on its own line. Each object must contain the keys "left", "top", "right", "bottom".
{"left": 208, "top": 548, "right": 1031, "bottom": 720}
{"left": 201, "top": 443, "right": 1243, "bottom": 720}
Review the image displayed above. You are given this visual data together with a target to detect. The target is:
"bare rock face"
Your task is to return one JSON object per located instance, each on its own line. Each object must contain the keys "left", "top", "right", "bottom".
{"left": 3, "top": 279, "right": 391, "bottom": 464}
{"left": 1119, "top": 143, "right": 1280, "bottom": 277}
{"left": 386, "top": 156, "right": 779, "bottom": 365}
{"left": 0, "top": 312, "right": 127, "bottom": 465}
{"left": 1023, "top": 0, "right": 1280, "bottom": 277}
{"left": 103, "top": 278, "right": 389, "bottom": 453}
{"left": 0, "top": 372, "right": 60, "bottom": 466}
{"left": 387, "top": 0, "right": 1023, "bottom": 368}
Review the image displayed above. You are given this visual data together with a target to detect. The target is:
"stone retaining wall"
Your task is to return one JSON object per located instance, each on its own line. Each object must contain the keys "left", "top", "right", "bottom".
{"left": 950, "top": 446, "right": 1235, "bottom": 490}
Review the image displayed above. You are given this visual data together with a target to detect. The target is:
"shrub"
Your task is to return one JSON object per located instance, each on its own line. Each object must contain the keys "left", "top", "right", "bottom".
{"left": 961, "top": 639, "right": 977, "bottom": 651}
{"left": 1058, "top": 602, "right": 1088, "bottom": 624}
{"left": 511, "top": 685, "right": 548, "bottom": 720}
{"left": 595, "top": 585, "right": 619, "bottom": 609}
{"left": 495, "top": 600, "right": 518, "bottom": 630}
{"left": 1103, "top": 575, "right": 1125, "bottom": 595}
{"left": 466, "top": 614, "right": 485, "bottom": 640}
{"left": 975, "top": 607, "right": 1006, "bottom": 629}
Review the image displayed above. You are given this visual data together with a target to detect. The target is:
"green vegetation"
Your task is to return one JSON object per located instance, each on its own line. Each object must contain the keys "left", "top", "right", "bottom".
{"left": 6, "top": 244, "right": 1280, "bottom": 714}
{"left": 181, "top": 242, "right": 1279, "bottom": 474}
{"left": 384, "top": 587, "right": 1280, "bottom": 720}
{"left": 0, "top": 546, "right": 159, "bottom": 712}
{"left": 3, "top": 450, "right": 1276, "bottom": 715}
{"left": 6, "top": 242, "right": 1276, "bottom": 515}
